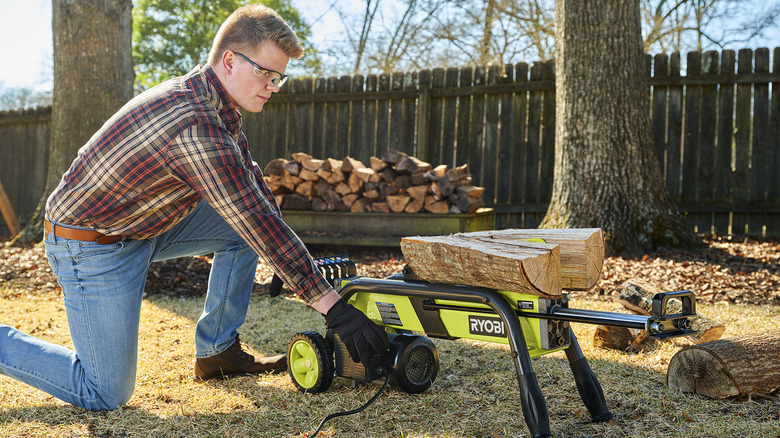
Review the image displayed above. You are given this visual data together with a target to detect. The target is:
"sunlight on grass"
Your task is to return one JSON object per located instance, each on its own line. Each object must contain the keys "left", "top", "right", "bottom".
{"left": 1, "top": 290, "right": 778, "bottom": 437}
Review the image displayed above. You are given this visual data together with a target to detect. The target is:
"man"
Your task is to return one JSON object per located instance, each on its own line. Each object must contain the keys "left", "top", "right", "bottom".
{"left": 0, "top": 4, "right": 388, "bottom": 411}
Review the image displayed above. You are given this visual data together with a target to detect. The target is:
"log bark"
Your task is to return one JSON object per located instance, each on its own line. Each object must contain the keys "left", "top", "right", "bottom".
{"left": 616, "top": 279, "right": 725, "bottom": 344}
{"left": 593, "top": 325, "right": 634, "bottom": 350}
{"left": 667, "top": 329, "right": 780, "bottom": 398}
{"left": 460, "top": 228, "right": 604, "bottom": 291}
{"left": 401, "top": 232, "right": 562, "bottom": 297}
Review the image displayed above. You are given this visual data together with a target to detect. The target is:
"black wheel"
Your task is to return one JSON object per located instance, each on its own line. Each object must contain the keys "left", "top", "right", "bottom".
{"left": 287, "top": 331, "right": 334, "bottom": 393}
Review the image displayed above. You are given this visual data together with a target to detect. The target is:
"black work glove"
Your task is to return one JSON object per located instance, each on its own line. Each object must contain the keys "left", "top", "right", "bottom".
{"left": 325, "top": 299, "right": 389, "bottom": 364}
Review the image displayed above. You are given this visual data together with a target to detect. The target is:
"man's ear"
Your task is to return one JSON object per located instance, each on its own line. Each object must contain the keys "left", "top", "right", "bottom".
{"left": 222, "top": 50, "right": 236, "bottom": 75}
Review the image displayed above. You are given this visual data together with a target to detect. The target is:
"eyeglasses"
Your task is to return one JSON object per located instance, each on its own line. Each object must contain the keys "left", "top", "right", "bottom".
{"left": 233, "top": 51, "right": 288, "bottom": 87}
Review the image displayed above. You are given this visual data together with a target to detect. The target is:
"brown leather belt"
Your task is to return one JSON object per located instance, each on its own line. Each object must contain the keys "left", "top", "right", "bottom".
{"left": 44, "top": 219, "right": 124, "bottom": 245}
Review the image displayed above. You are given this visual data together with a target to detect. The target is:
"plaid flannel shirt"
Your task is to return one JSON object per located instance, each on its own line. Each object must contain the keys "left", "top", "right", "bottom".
{"left": 46, "top": 65, "right": 331, "bottom": 304}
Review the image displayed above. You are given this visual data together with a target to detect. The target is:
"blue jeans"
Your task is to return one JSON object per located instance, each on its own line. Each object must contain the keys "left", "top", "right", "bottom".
{"left": 0, "top": 201, "right": 259, "bottom": 411}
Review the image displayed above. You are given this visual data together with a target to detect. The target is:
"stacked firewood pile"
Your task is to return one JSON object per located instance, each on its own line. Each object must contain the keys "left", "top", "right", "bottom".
{"left": 262, "top": 150, "right": 486, "bottom": 214}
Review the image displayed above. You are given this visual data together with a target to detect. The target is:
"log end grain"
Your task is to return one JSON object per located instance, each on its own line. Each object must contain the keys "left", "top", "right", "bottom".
{"left": 667, "top": 347, "right": 740, "bottom": 398}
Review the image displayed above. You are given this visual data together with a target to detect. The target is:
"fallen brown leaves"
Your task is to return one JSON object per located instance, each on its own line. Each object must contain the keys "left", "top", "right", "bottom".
{"left": 2, "top": 235, "right": 778, "bottom": 306}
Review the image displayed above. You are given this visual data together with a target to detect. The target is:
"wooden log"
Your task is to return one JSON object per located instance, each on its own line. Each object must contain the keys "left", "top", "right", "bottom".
{"left": 348, "top": 173, "right": 365, "bottom": 193}
{"left": 378, "top": 182, "right": 398, "bottom": 199}
{"left": 410, "top": 171, "right": 427, "bottom": 186}
{"left": 401, "top": 232, "right": 561, "bottom": 297}
{"left": 667, "top": 329, "right": 780, "bottom": 398}
{"left": 460, "top": 228, "right": 604, "bottom": 291}
{"left": 311, "top": 197, "right": 327, "bottom": 212}
{"left": 593, "top": 325, "right": 634, "bottom": 350}
{"left": 424, "top": 199, "right": 449, "bottom": 214}
{"left": 392, "top": 174, "right": 412, "bottom": 190}
{"left": 457, "top": 185, "right": 486, "bottom": 198}
{"left": 616, "top": 279, "right": 725, "bottom": 344}
{"left": 387, "top": 194, "right": 411, "bottom": 212}
{"left": 291, "top": 152, "right": 312, "bottom": 163}
{"left": 323, "top": 158, "right": 343, "bottom": 172}
{"left": 294, "top": 181, "right": 314, "bottom": 198}
{"left": 404, "top": 196, "right": 424, "bottom": 213}
{"left": 334, "top": 182, "right": 352, "bottom": 196}
{"left": 370, "top": 156, "right": 387, "bottom": 172}
{"left": 341, "top": 193, "right": 360, "bottom": 208}
{"left": 406, "top": 184, "right": 429, "bottom": 200}
{"left": 342, "top": 156, "right": 366, "bottom": 173}
{"left": 353, "top": 167, "right": 375, "bottom": 183}
{"left": 455, "top": 195, "right": 485, "bottom": 213}
{"left": 301, "top": 157, "right": 325, "bottom": 172}
{"left": 263, "top": 158, "right": 286, "bottom": 176}
{"left": 298, "top": 168, "right": 320, "bottom": 181}
{"left": 376, "top": 168, "right": 392, "bottom": 182}
{"left": 425, "top": 164, "right": 447, "bottom": 180}
{"left": 350, "top": 197, "right": 371, "bottom": 213}
{"left": 371, "top": 202, "right": 390, "bottom": 213}
{"left": 313, "top": 180, "right": 331, "bottom": 196}
{"left": 381, "top": 149, "right": 407, "bottom": 164}
{"left": 283, "top": 160, "right": 301, "bottom": 176}
{"left": 396, "top": 155, "right": 432, "bottom": 173}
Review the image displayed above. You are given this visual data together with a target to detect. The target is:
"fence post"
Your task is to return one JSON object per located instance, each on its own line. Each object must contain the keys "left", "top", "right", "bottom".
{"left": 416, "top": 70, "right": 432, "bottom": 164}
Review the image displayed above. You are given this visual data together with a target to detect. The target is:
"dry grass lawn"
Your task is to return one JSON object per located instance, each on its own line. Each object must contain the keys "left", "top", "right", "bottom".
{"left": 1, "top": 284, "right": 778, "bottom": 437}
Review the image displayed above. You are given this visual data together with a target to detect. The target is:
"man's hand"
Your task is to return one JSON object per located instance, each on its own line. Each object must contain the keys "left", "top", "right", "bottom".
{"left": 325, "top": 299, "right": 389, "bottom": 364}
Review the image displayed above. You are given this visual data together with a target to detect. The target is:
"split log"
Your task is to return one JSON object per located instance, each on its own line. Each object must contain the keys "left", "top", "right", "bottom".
{"left": 395, "top": 155, "right": 432, "bottom": 173}
{"left": 342, "top": 156, "right": 366, "bottom": 172}
{"left": 348, "top": 173, "right": 365, "bottom": 193}
{"left": 667, "top": 329, "right": 780, "bottom": 398}
{"left": 406, "top": 184, "right": 429, "bottom": 200}
{"left": 294, "top": 181, "right": 314, "bottom": 198}
{"left": 386, "top": 194, "right": 410, "bottom": 213}
{"left": 381, "top": 150, "right": 407, "bottom": 164}
{"left": 425, "top": 164, "right": 447, "bottom": 180}
{"left": 404, "top": 197, "right": 424, "bottom": 213}
{"left": 302, "top": 157, "right": 325, "bottom": 172}
{"left": 292, "top": 152, "right": 312, "bottom": 163}
{"left": 334, "top": 182, "right": 352, "bottom": 196}
{"left": 457, "top": 185, "right": 486, "bottom": 199}
{"left": 459, "top": 228, "right": 604, "bottom": 291}
{"left": 282, "top": 160, "right": 301, "bottom": 176}
{"left": 424, "top": 199, "right": 449, "bottom": 214}
{"left": 370, "top": 202, "right": 390, "bottom": 213}
{"left": 264, "top": 152, "right": 486, "bottom": 216}
{"left": 616, "top": 279, "right": 725, "bottom": 344}
{"left": 341, "top": 193, "right": 359, "bottom": 208}
{"left": 350, "top": 197, "right": 371, "bottom": 213}
{"left": 323, "top": 158, "right": 343, "bottom": 172}
{"left": 353, "top": 167, "right": 375, "bottom": 183}
{"left": 370, "top": 156, "right": 387, "bottom": 172}
{"left": 400, "top": 232, "right": 562, "bottom": 298}
{"left": 263, "top": 158, "right": 286, "bottom": 176}
{"left": 298, "top": 168, "right": 319, "bottom": 181}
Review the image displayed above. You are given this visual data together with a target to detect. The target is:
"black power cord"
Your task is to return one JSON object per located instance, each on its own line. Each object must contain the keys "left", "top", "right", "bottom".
{"left": 305, "top": 367, "right": 391, "bottom": 438}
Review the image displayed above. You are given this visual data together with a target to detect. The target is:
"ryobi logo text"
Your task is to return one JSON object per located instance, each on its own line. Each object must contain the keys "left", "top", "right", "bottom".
{"left": 468, "top": 316, "right": 507, "bottom": 338}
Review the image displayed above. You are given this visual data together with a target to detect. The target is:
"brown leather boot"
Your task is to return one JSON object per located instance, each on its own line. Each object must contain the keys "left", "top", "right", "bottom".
{"left": 194, "top": 335, "right": 287, "bottom": 380}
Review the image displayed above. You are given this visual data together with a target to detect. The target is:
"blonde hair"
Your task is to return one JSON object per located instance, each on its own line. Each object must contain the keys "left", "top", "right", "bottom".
{"left": 207, "top": 4, "right": 304, "bottom": 65}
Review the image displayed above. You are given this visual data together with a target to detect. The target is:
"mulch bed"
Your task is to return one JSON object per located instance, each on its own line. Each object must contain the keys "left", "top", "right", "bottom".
{"left": 1, "top": 235, "right": 778, "bottom": 306}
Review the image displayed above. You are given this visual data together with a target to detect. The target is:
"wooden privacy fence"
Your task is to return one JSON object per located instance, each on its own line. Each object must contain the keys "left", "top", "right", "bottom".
{"left": 1, "top": 48, "right": 779, "bottom": 237}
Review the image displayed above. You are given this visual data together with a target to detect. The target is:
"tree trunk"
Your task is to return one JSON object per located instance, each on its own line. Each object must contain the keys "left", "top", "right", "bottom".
{"left": 542, "top": 0, "right": 698, "bottom": 256}
{"left": 11, "top": 0, "right": 134, "bottom": 245}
